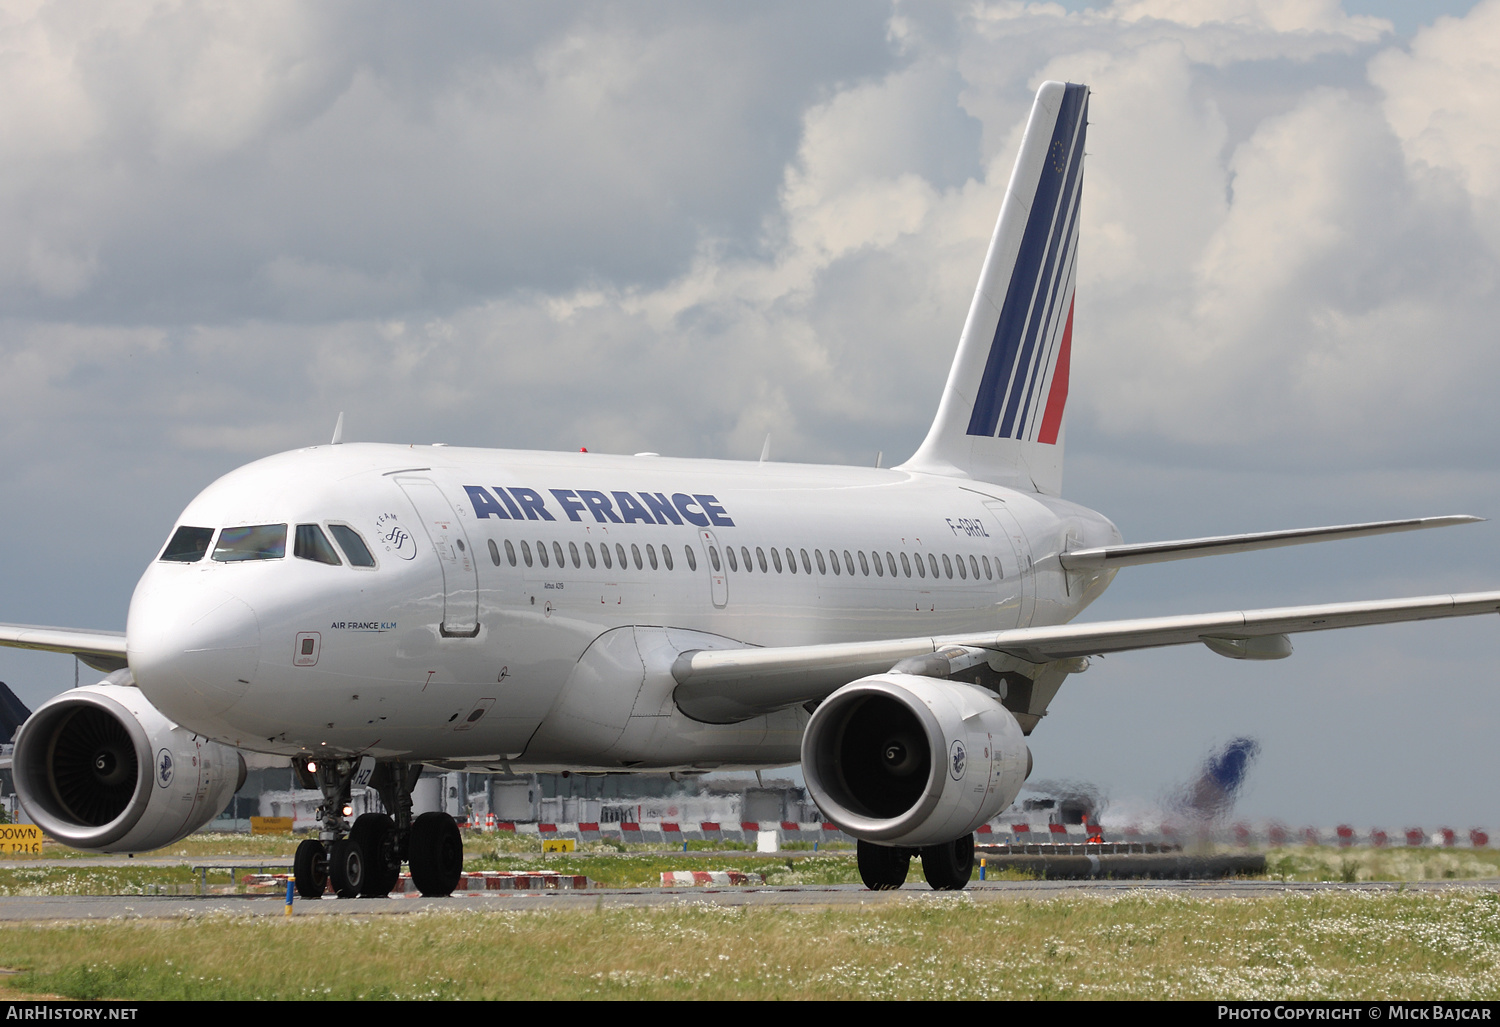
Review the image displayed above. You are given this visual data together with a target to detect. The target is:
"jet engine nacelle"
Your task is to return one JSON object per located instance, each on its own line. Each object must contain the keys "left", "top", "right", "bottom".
{"left": 12, "top": 677, "right": 246, "bottom": 852}
{"left": 801, "top": 674, "right": 1029, "bottom": 848}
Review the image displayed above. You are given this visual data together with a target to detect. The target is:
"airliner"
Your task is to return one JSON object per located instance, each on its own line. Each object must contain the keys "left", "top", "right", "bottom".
{"left": 4, "top": 81, "right": 1497, "bottom": 897}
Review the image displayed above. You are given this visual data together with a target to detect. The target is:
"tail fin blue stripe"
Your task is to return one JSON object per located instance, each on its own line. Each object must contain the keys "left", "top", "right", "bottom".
{"left": 1011, "top": 165, "right": 1085, "bottom": 441}
{"left": 967, "top": 84, "right": 1088, "bottom": 439}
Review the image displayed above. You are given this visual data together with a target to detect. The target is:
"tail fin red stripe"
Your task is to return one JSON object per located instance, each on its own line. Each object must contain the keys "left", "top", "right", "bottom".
{"left": 1036, "top": 298, "right": 1073, "bottom": 446}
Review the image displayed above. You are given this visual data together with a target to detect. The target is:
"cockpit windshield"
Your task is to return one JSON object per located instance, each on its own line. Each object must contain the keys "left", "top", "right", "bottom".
{"left": 294, "top": 524, "right": 342, "bottom": 565}
{"left": 160, "top": 526, "right": 215, "bottom": 562}
{"left": 161, "top": 521, "right": 373, "bottom": 567}
{"left": 212, "top": 524, "right": 287, "bottom": 562}
{"left": 328, "top": 524, "right": 377, "bottom": 567}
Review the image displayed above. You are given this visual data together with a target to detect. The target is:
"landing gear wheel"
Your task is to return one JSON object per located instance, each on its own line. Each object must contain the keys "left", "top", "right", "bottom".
{"left": 293, "top": 838, "right": 327, "bottom": 899}
{"left": 328, "top": 837, "right": 368, "bottom": 899}
{"left": 349, "top": 813, "right": 399, "bottom": 897}
{"left": 409, "top": 811, "right": 463, "bottom": 897}
{"left": 857, "top": 839, "right": 912, "bottom": 890}
{"left": 919, "top": 833, "right": 975, "bottom": 891}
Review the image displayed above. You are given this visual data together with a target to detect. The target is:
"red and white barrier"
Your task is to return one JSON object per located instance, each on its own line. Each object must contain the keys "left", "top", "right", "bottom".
{"left": 1087, "top": 823, "right": 1495, "bottom": 849}
{"left": 659, "top": 870, "right": 765, "bottom": 887}
{"left": 243, "top": 869, "right": 595, "bottom": 895}
{"left": 462, "top": 818, "right": 858, "bottom": 844}
{"left": 456, "top": 816, "right": 1492, "bottom": 849}
{"left": 440, "top": 871, "right": 591, "bottom": 893}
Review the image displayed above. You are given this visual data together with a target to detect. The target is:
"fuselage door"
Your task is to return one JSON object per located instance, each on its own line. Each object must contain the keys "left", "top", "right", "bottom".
{"left": 983, "top": 500, "right": 1035, "bottom": 627}
{"left": 698, "top": 528, "right": 729, "bottom": 608}
{"left": 395, "top": 477, "right": 481, "bottom": 637}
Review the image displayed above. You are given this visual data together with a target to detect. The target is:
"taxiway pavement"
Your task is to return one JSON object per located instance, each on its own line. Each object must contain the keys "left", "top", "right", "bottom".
{"left": 1, "top": 878, "right": 1496, "bottom": 921}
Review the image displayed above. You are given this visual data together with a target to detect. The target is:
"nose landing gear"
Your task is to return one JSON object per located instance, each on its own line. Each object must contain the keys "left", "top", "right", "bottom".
{"left": 290, "top": 758, "right": 461, "bottom": 900}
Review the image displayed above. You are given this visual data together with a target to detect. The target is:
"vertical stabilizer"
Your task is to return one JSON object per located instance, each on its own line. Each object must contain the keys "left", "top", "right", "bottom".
{"left": 900, "top": 81, "right": 1088, "bottom": 496}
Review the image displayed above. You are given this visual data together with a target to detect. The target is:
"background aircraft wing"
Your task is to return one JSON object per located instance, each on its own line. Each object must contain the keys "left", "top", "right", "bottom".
{"left": 1059, "top": 515, "right": 1481, "bottom": 570}
{"left": 0, "top": 624, "right": 128, "bottom": 673}
{"left": 672, "top": 589, "right": 1500, "bottom": 723}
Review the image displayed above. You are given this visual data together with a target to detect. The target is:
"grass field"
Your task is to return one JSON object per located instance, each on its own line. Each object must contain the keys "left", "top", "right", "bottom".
{"left": 3, "top": 890, "right": 1499, "bottom": 1000}
{"left": 1, "top": 839, "right": 1499, "bottom": 999}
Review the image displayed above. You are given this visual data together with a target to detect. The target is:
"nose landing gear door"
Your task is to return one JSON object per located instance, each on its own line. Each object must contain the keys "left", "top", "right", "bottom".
{"left": 395, "top": 477, "right": 480, "bottom": 637}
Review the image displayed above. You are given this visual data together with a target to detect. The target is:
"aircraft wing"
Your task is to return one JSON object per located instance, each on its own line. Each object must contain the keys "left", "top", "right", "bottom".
{"left": 0, "top": 624, "right": 128, "bottom": 673}
{"left": 672, "top": 589, "right": 1500, "bottom": 723}
{"left": 1059, "top": 515, "right": 1481, "bottom": 570}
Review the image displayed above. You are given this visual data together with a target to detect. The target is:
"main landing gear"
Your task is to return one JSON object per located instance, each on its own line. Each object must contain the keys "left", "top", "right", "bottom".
{"left": 291, "top": 759, "right": 463, "bottom": 900}
{"left": 857, "top": 834, "right": 976, "bottom": 892}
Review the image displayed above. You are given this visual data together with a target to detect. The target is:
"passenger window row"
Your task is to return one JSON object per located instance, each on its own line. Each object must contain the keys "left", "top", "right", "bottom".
{"left": 486, "top": 537, "right": 1002, "bottom": 582}
{"left": 490, "top": 538, "right": 696, "bottom": 573}
{"left": 719, "top": 545, "right": 998, "bottom": 581}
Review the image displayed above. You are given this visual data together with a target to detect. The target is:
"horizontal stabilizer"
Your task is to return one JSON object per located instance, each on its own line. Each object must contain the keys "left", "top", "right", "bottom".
{"left": 1059, "top": 515, "right": 1482, "bottom": 571}
{"left": 983, "top": 590, "right": 1500, "bottom": 663}
{"left": 672, "top": 589, "right": 1500, "bottom": 722}
{"left": 0, "top": 624, "right": 128, "bottom": 673}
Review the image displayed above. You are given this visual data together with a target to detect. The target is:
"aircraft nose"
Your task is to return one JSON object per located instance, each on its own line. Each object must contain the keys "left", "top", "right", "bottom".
{"left": 127, "top": 581, "right": 261, "bottom": 720}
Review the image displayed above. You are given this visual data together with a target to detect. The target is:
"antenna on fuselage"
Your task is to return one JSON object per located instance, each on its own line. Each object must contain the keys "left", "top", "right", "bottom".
{"left": 876, "top": 451, "right": 883, "bottom": 468}
{"left": 759, "top": 434, "right": 771, "bottom": 463}
{"left": 331, "top": 412, "right": 345, "bottom": 445}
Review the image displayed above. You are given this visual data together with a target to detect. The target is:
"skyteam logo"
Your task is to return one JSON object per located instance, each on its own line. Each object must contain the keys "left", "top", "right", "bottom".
{"left": 967, "top": 83, "right": 1087, "bottom": 447}
{"left": 374, "top": 512, "right": 418, "bottom": 560}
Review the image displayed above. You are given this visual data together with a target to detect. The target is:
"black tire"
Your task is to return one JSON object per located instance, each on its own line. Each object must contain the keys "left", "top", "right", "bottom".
{"left": 857, "top": 839, "right": 911, "bottom": 890}
{"left": 349, "top": 813, "right": 399, "bottom": 898}
{"left": 409, "top": 811, "right": 463, "bottom": 897}
{"left": 292, "top": 838, "right": 327, "bottom": 899}
{"left": 328, "top": 837, "right": 366, "bottom": 899}
{"left": 919, "top": 833, "right": 975, "bottom": 891}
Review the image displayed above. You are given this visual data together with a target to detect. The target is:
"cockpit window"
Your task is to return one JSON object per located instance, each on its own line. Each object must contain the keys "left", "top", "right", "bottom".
{"left": 160, "top": 526, "right": 215, "bottom": 563}
{"left": 328, "top": 524, "right": 376, "bottom": 568}
{"left": 212, "top": 524, "right": 287, "bottom": 562}
{"left": 294, "top": 524, "right": 342, "bottom": 565}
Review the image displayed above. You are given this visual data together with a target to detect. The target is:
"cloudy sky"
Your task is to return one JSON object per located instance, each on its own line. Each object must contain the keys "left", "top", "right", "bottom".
{"left": 1, "top": 0, "right": 1497, "bottom": 827}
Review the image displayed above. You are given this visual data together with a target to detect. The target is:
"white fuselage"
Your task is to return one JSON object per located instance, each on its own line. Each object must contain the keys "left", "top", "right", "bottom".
{"left": 125, "top": 443, "right": 1120, "bottom": 769}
